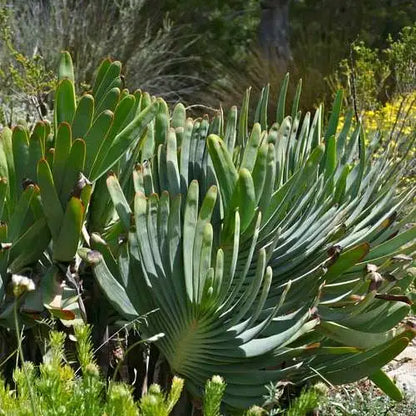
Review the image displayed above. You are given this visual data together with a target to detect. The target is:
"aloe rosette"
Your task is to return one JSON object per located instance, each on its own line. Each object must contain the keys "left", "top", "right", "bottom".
{"left": 90, "top": 76, "right": 416, "bottom": 407}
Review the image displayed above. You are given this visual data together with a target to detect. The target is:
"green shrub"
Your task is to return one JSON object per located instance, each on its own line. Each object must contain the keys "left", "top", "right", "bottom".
{"left": 290, "top": 1, "right": 416, "bottom": 108}
{"left": 139, "top": 377, "right": 184, "bottom": 416}
{"left": 203, "top": 375, "right": 226, "bottom": 416}
{"left": 0, "top": 4, "right": 55, "bottom": 125}
{"left": 0, "top": 325, "right": 186, "bottom": 416}
{"left": 0, "top": 325, "right": 121, "bottom": 415}
{"left": 331, "top": 24, "right": 416, "bottom": 112}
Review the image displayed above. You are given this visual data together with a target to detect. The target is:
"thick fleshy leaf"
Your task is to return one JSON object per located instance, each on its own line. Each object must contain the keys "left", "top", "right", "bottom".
{"left": 37, "top": 159, "right": 64, "bottom": 241}
{"left": 54, "top": 79, "right": 76, "bottom": 127}
{"left": 53, "top": 197, "right": 84, "bottom": 262}
{"left": 370, "top": 369, "right": 403, "bottom": 401}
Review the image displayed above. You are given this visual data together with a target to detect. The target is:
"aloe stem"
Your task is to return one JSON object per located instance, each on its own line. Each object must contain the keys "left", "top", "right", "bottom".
{"left": 14, "top": 301, "right": 38, "bottom": 416}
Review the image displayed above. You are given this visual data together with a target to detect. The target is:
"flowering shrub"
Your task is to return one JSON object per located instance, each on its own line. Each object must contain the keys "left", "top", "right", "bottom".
{"left": 337, "top": 91, "right": 416, "bottom": 188}
{"left": 362, "top": 92, "right": 416, "bottom": 136}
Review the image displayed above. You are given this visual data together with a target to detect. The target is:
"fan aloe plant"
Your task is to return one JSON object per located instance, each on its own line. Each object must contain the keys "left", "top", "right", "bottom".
{"left": 0, "top": 52, "right": 415, "bottom": 411}
{"left": 88, "top": 80, "right": 416, "bottom": 408}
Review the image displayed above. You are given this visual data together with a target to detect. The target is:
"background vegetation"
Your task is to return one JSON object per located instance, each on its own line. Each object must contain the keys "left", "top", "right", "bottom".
{"left": 2, "top": 0, "right": 416, "bottom": 120}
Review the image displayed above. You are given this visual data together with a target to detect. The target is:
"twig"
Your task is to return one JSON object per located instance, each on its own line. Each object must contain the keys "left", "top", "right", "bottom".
{"left": 74, "top": 309, "right": 159, "bottom": 377}
{"left": 307, "top": 364, "right": 335, "bottom": 389}
{"left": 185, "top": 104, "right": 221, "bottom": 113}
{"left": 110, "top": 332, "right": 164, "bottom": 386}
{"left": 14, "top": 302, "right": 38, "bottom": 416}
{"left": 349, "top": 46, "right": 362, "bottom": 157}
{"left": 349, "top": 47, "right": 360, "bottom": 124}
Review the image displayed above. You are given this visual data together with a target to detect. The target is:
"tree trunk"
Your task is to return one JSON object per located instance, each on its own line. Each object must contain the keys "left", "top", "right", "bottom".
{"left": 259, "top": 0, "right": 292, "bottom": 71}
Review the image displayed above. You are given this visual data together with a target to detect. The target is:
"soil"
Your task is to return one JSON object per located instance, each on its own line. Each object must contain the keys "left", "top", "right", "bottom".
{"left": 386, "top": 340, "right": 416, "bottom": 399}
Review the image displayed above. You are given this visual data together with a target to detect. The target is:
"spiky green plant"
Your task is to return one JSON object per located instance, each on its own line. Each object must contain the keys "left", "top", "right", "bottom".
{"left": 86, "top": 77, "right": 416, "bottom": 409}
{"left": 285, "top": 383, "right": 328, "bottom": 416}
{"left": 139, "top": 377, "right": 184, "bottom": 416}
{"left": 203, "top": 375, "right": 226, "bottom": 416}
